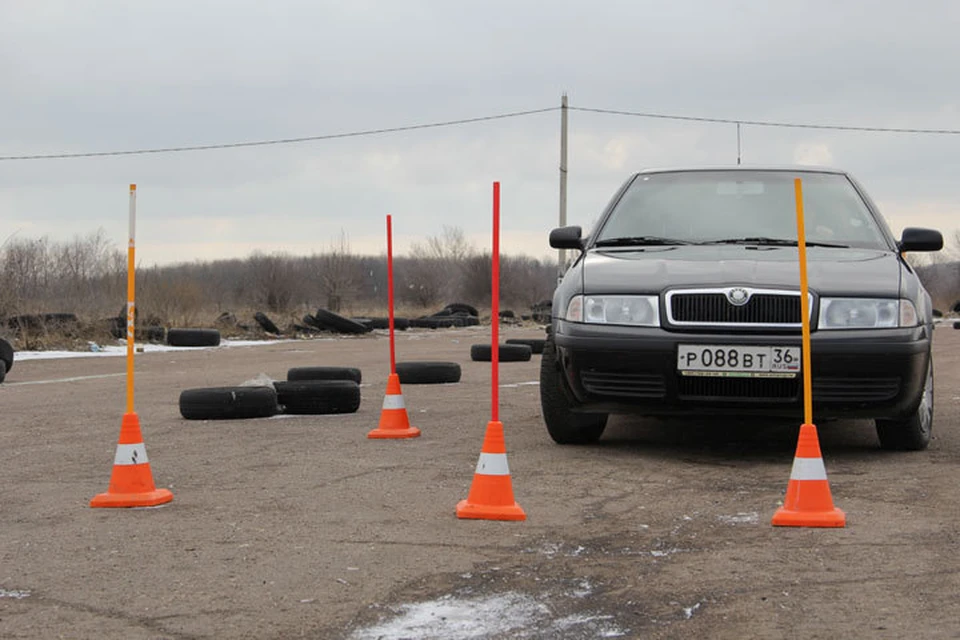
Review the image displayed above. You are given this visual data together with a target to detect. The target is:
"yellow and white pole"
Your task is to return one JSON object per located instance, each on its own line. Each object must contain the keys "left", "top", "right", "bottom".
{"left": 126, "top": 183, "right": 137, "bottom": 414}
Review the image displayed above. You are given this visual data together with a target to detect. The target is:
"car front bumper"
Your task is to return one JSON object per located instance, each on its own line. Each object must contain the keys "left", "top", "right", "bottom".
{"left": 553, "top": 320, "right": 931, "bottom": 420}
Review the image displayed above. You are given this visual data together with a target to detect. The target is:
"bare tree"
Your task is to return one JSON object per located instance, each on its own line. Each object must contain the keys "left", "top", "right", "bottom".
{"left": 316, "top": 230, "right": 361, "bottom": 312}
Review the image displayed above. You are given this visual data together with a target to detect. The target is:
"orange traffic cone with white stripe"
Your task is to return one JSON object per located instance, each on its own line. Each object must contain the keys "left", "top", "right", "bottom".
{"left": 90, "top": 413, "right": 173, "bottom": 508}
{"left": 456, "top": 421, "right": 525, "bottom": 521}
{"left": 772, "top": 423, "right": 845, "bottom": 527}
{"left": 367, "top": 373, "right": 421, "bottom": 439}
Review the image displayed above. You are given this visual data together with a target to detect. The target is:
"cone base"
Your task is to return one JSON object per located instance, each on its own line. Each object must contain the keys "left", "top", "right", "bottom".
{"left": 772, "top": 506, "right": 846, "bottom": 528}
{"left": 367, "top": 426, "right": 421, "bottom": 439}
{"left": 90, "top": 488, "right": 173, "bottom": 509}
{"left": 456, "top": 499, "right": 526, "bottom": 521}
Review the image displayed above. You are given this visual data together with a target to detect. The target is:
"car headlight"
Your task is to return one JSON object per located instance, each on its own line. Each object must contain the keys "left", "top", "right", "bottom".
{"left": 564, "top": 294, "right": 660, "bottom": 326}
{"left": 818, "top": 298, "right": 918, "bottom": 329}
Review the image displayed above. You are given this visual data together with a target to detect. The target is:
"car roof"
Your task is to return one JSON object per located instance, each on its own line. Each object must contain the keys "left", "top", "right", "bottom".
{"left": 632, "top": 165, "right": 849, "bottom": 177}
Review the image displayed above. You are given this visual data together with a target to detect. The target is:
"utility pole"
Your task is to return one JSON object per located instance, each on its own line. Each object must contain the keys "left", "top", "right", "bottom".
{"left": 558, "top": 93, "right": 568, "bottom": 280}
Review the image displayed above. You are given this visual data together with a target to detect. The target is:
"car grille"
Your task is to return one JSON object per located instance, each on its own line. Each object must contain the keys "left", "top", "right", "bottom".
{"left": 812, "top": 377, "right": 901, "bottom": 403}
{"left": 581, "top": 371, "right": 666, "bottom": 398}
{"left": 677, "top": 375, "right": 799, "bottom": 401}
{"left": 667, "top": 290, "right": 806, "bottom": 326}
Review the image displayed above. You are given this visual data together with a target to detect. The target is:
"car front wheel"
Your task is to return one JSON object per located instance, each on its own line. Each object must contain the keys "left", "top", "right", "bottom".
{"left": 539, "top": 335, "right": 608, "bottom": 444}
{"left": 875, "top": 350, "right": 934, "bottom": 451}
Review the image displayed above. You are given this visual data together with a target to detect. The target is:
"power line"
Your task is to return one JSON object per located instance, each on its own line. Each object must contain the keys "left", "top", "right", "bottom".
{"left": 0, "top": 107, "right": 559, "bottom": 161}
{"left": 571, "top": 106, "right": 960, "bottom": 135}
{"left": 4, "top": 102, "right": 960, "bottom": 162}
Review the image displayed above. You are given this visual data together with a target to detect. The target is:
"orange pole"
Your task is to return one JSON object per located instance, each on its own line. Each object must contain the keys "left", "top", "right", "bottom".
{"left": 126, "top": 184, "right": 137, "bottom": 414}
{"left": 793, "top": 178, "right": 813, "bottom": 425}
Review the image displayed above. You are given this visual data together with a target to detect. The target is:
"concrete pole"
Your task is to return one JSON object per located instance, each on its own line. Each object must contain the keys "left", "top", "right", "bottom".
{"left": 558, "top": 93, "right": 568, "bottom": 279}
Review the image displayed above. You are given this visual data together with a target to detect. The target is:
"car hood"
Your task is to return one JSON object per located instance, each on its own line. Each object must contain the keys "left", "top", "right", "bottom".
{"left": 580, "top": 245, "right": 901, "bottom": 297}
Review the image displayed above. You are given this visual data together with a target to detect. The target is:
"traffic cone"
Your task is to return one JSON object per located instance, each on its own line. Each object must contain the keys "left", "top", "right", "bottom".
{"left": 90, "top": 412, "right": 173, "bottom": 508}
{"left": 367, "top": 373, "right": 421, "bottom": 439}
{"left": 457, "top": 421, "right": 525, "bottom": 521}
{"left": 772, "top": 423, "right": 845, "bottom": 527}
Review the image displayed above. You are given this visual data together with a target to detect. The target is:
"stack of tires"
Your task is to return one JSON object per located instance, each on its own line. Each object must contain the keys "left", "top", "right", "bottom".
{"left": 178, "top": 366, "right": 362, "bottom": 420}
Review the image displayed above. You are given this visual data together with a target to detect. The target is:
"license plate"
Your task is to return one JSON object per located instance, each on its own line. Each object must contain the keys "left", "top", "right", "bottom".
{"left": 677, "top": 344, "right": 800, "bottom": 378}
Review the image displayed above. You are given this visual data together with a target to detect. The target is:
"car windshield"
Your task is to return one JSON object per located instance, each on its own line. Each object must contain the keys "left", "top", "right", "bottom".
{"left": 595, "top": 171, "right": 890, "bottom": 250}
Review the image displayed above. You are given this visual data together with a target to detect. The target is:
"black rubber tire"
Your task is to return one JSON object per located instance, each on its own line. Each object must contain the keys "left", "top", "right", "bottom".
{"left": 179, "top": 386, "right": 278, "bottom": 420}
{"left": 287, "top": 366, "right": 362, "bottom": 384}
{"left": 444, "top": 302, "right": 479, "bottom": 317}
{"left": 167, "top": 328, "right": 221, "bottom": 347}
{"left": 0, "top": 359, "right": 6, "bottom": 383}
{"left": 359, "top": 317, "right": 409, "bottom": 331}
{"left": 395, "top": 361, "right": 462, "bottom": 384}
{"left": 470, "top": 343, "right": 532, "bottom": 362}
{"left": 506, "top": 338, "right": 546, "bottom": 355}
{"left": 314, "top": 309, "right": 371, "bottom": 334}
{"left": 254, "top": 311, "right": 281, "bottom": 335}
{"left": 142, "top": 326, "right": 166, "bottom": 343}
{"left": 875, "top": 350, "right": 934, "bottom": 451}
{"left": 539, "top": 335, "right": 607, "bottom": 444}
{"left": 499, "top": 310, "right": 515, "bottom": 319}
{"left": 954, "top": 321, "right": 960, "bottom": 330}
{"left": 274, "top": 380, "right": 361, "bottom": 415}
{"left": 0, "top": 337, "right": 13, "bottom": 373}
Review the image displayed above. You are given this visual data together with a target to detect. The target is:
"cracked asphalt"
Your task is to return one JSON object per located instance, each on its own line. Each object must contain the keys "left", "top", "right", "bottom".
{"left": 1, "top": 324, "right": 959, "bottom": 639}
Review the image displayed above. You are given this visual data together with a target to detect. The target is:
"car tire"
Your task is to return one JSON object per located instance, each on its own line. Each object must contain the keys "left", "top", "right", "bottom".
{"left": 274, "top": 380, "right": 361, "bottom": 415}
{"left": 167, "top": 328, "right": 221, "bottom": 347}
{"left": 254, "top": 311, "right": 281, "bottom": 335}
{"left": 287, "top": 366, "right": 362, "bottom": 384}
{"left": 470, "top": 344, "right": 532, "bottom": 362}
{"left": 875, "top": 351, "right": 934, "bottom": 451}
{"left": 443, "top": 302, "right": 479, "bottom": 317}
{"left": 506, "top": 338, "right": 545, "bottom": 355}
{"left": 395, "top": 361, "right": 461, "bottom": 384}
{"left": 0, "top": 359, "right": 6, "bottom": 383}
{"left": 314, "top": 309, "right": 371, "bottom": 334}
{"left": 179, "top": 386, "right": 278, "bottom": 420}
{"left": 539, "top": 336, "right": 608, "bottom": 444}
{"left": 0, "top": 337, "right": 13, "bottom": 373}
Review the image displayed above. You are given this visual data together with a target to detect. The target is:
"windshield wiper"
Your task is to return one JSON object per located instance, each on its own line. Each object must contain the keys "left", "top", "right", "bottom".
{"left": 700, "top": 237, "right": 849, "bottom": 248}
{"left": 594, "top": 236, "right": 692, "bottom": 247}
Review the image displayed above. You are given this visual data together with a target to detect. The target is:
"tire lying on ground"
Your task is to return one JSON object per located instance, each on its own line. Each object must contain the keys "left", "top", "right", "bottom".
{"left": 506, "top": 338, "right": 546, "bottom": 354}
{"left": 443, "top": 302, "right": 479, "bottom": 317}
{"left": 179, "top": 386, "right": 278, "bottom": 420}
{"left": 395, "top": 361, "right": 462, "bottom": 384}
{"left": 274, "top": 380, "right": 361, "bottom": 415}
{"left": 314, "top": 309, "right": 371, "bottom": 334}
{"left": 470, "top": 343, "right": 533, "bottom": 362}
{"left": 356, "top": 317, "right": 409, "bottom": 331}
{"left": 287, "top": 366, "right": 362, "bottom": 384}
{"left": 254, "top": 311, "right": 281, "bottom": 335}
{"left": 167, "top": 328, "right": 221, "bottom": 347}
{"left": 0, "top": 360, "right": 7, "bottom": 384}
{"left": 0, "top": 337, "right": 14, "bottom": 373}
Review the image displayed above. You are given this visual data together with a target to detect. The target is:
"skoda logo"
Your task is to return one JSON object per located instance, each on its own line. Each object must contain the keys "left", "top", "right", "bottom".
{"left": 726, "top": 288, "right": 750, "bottom": 306}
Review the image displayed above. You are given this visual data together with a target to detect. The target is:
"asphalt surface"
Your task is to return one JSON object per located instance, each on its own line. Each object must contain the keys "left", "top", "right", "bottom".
{"left": 1, "top": 324, "right": 959, "bottom": 639}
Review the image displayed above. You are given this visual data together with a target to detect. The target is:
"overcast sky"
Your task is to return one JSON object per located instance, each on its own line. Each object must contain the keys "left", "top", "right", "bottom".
{"left": 2, "top": 0, "right": 959, "bottom": 266}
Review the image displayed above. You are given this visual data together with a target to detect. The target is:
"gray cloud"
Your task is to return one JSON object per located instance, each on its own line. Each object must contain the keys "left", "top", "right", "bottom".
{"left": 2, "top": 0, "right": 959, "bottom": 265}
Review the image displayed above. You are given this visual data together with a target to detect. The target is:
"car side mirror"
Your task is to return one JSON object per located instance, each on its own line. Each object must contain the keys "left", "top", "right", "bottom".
{"left": 549, "top": 225, "right": 584, "bottom": 250}
{"left": 898, "top": 227, "right": 943, "bottom": 252}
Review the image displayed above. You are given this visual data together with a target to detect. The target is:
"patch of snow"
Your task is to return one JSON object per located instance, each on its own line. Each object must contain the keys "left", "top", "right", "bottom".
{"left": 0, "top": 588, "right": 31, "bottom": 599}
{"left": 348, "top": 592, "right": 548, "bottom": 640}
{"left": 12, "top": 338, "right": 293, "bottom": 361}
{"left": 683, "top": 602, "right": 702, "bottom": 619}
{"left": 718, "top": 512, "right": 759, "bottom": 525}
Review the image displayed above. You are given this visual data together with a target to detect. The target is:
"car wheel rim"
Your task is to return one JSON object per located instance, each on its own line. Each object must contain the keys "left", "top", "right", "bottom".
{"left": 918, "top": 359, "right": 933, "bottom": 436}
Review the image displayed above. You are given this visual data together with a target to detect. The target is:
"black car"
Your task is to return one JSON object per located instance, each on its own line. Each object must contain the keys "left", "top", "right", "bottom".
{"left": 541, "top": 167, "right": 943, "bottom": 450}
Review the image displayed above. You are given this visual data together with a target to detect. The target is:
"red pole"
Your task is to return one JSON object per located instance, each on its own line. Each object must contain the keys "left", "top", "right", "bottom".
{"left": 387, "top": 214, "right": 396, "bottom": 374}
{"left": 492, "top": 182, "right": 500, "bottom": 422}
